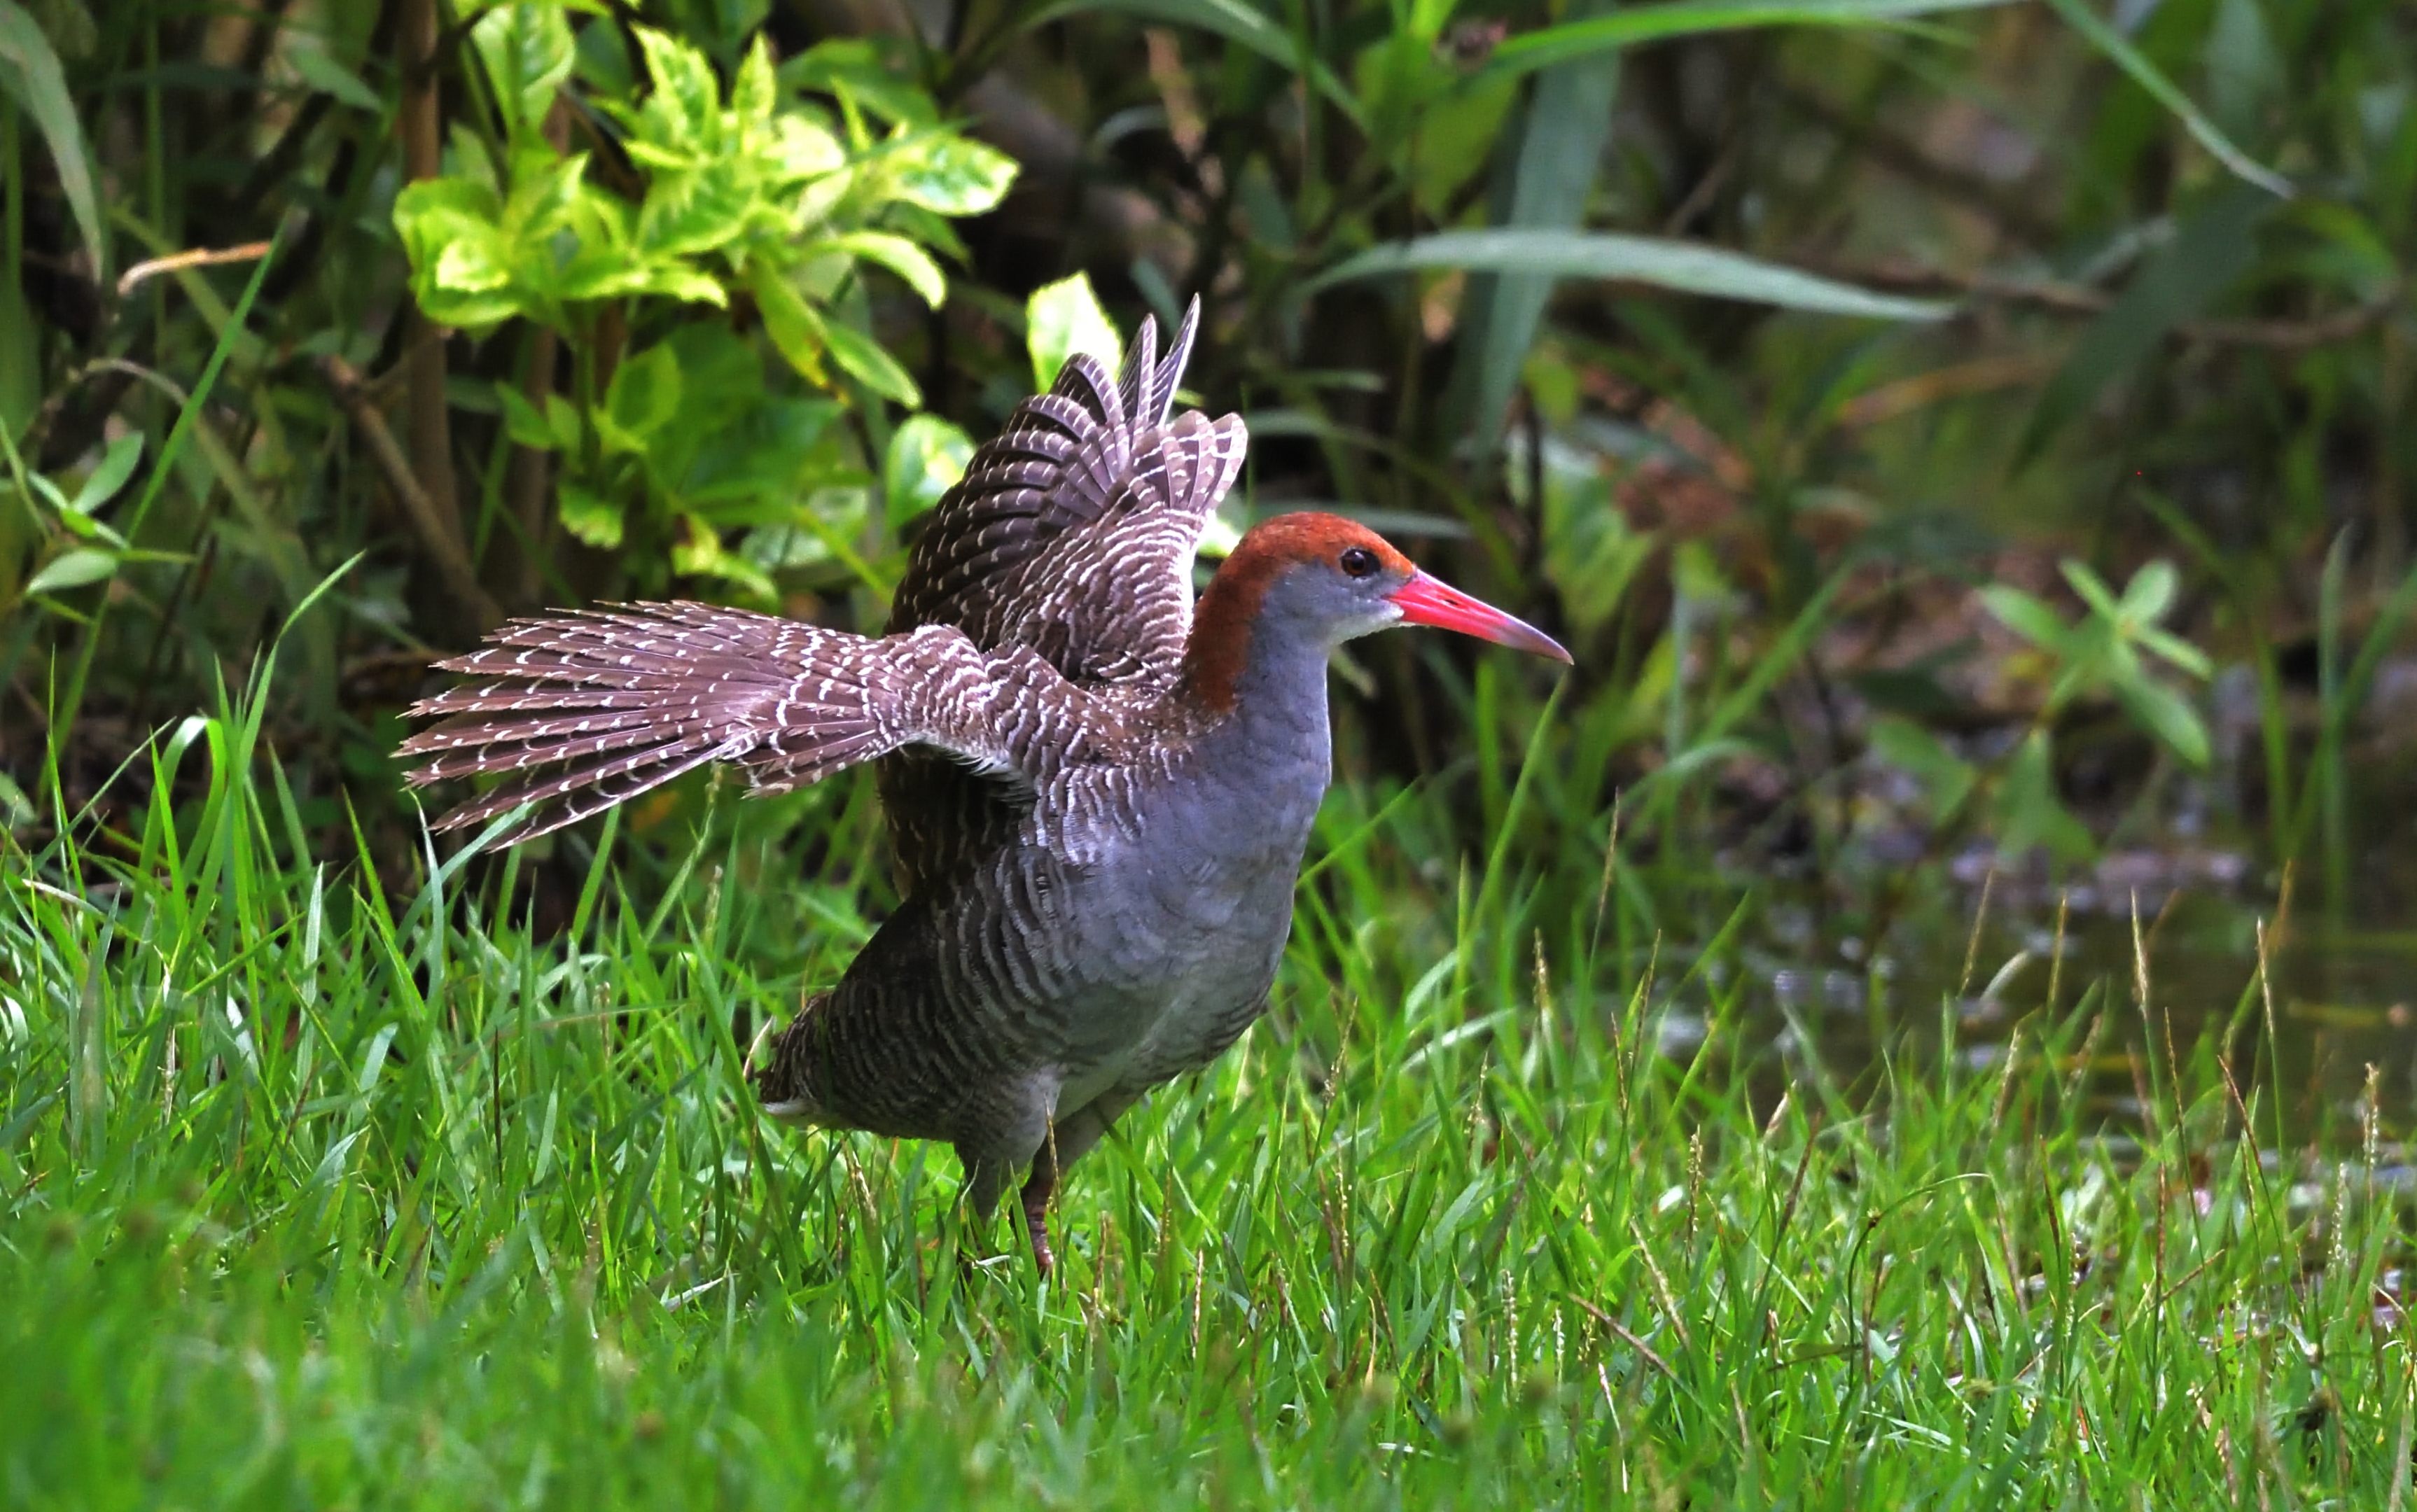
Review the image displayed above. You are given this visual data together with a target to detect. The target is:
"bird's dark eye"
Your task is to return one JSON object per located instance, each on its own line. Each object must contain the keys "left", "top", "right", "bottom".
{"left": 1339, "top": 546, "right": 1379, "bottom": 578}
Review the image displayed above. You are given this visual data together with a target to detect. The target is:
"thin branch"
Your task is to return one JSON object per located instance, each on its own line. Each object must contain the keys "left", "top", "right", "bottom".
{"left": 1827, "top": 261, "right": 2405, "bottom": 350}
{"left": 116, "top": 241, "right": 275, "bottom": 300}
{"left": 321, "top": 356, "right": 501, "bottom": 631}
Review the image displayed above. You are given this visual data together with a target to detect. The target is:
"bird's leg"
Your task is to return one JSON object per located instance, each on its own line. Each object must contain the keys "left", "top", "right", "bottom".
{"left": 1019, "top": 1158, "right": 1059, "bottom": 1275}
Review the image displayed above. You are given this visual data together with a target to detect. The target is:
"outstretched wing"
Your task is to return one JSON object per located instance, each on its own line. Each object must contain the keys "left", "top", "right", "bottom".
{"left": 880, "top": 298, "right": 1244, "bottom": 895}
{"left": 396, "top": 603, "right": 1101, "bottom": 848}
{"left": 886, "top": 298, "right": 1245, "bottom": 689}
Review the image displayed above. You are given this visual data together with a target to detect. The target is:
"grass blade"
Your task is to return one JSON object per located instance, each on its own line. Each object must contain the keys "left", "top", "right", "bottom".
{"left": 1304, "top": 228, "right": 1953, "bottom": 320}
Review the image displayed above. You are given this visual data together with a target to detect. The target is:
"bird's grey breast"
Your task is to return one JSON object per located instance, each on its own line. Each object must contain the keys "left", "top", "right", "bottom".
{"left": 1033, "top": 701, "right": 1330, "bottom": 1094}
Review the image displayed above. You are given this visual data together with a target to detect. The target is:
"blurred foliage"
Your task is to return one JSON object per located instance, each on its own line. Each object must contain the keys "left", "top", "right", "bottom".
{"left": 0, "top": 0, "right": 2411, "bottom": 937}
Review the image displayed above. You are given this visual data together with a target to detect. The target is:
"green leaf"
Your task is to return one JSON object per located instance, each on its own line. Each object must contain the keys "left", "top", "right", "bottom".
{"left": 816, "top": 231, "right": 947, "bottom": 307}
{"left": 393, "top": 178, "right": 527, "bottom": 328}
{"left": 732, "top": 34, "right": 776, "bottom": 128}
{"left": 2203, "top": 0, "right": 2281, "bottom": 139}
{"left": 749, "top": 265, "right": 828, "bottom": 386}
{"left": 1302, "top": 229, "right": 1951, "bottom": 321}
{"left": 821, "top": 318, "right": 921, "bottom": 406}
{"left": 496, "top": 384, "right": 557, "bottom": 451}
{"left": 1867, "top": 715, "right": 1977, "bottom": 817}
{"left": 543, "top": 392, "right": 583, "bottom": 453}
{"left": 1978, "top": 585, "right": 2070, "bottom": 652}
{"left": 2112, "top": 676, "right": 2210, "bottom": 768}
{"left": 286, "top": 44, "right": 383, "bottom": 113}
{"left": 2038, "top": 0, "right": 2290, "bottom": 198}
{"left": 70, "top": 433, "right": 143, "bottom": 515}
{"left": 26, "top": 547, "right": 118, "bottom": 597}
{"left": 779, "top": 39, "right": 939, "bottom": 125}
{"left": 1445, "top": 0, "right": 1620, "bottom": 453}
{"left": 1030, "top": 0, "right": 1362, "bottom": 125}
{"left": 1994, "top": 729, "right": 2096, "bottom": 862}
{"left": 884, "top": 414, "right": 973, "bottom": 528}
{"left": 629, "top": 25, "right": 721, "bottom": 156}
{"left": 1027, "top": 272, "right": 1124, "bottom": 391}
{"left": 0, "top": 0, "right": 109, "bottom": 281}
{"left": 471, "top": 3, "right": 576, "bottom": 140}
{"left": 602, "top": 342, "right": 683, "bottom": 451}
{"left": 884, "top": 131, "right": 1018, "bottom": 216}
{"left": 2116, "top": 559, "right": 2177, "bottom": 624}
{"left": 1480, "top": 0, "right": 2013, "bottom": 84}
{"left": 637, "top": 165, "right": 756, "bottom": 259}
{"left": 2058, "top": 560, "right": 2124, "bottom": 623}
{"left": 2137, "top": 626, "right": 2212, "bottom": 680}
{"left": 557, "top": 484, "right": 625, "bottom": 549}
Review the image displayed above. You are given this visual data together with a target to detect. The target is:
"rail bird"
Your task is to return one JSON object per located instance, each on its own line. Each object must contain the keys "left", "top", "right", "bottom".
{"left": 399, "top": 304, "right": 1570, "bottom": 1270}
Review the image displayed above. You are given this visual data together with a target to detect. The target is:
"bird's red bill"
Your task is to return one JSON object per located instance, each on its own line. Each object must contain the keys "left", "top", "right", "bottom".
{"left": 1387, "top": 571, "right": 1573, "bottom": 663}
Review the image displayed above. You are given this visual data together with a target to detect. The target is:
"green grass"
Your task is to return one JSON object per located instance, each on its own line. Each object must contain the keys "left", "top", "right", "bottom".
{"left": 1, "top": 673, "right": 2410, "bottom": 1508}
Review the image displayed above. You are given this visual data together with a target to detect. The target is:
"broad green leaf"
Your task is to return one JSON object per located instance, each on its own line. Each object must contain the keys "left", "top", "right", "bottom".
{"left": 1027, "top": 272, "right": 1123, "bottom": 392}
{"left": 496, "top": 384, "right": 557, "bottom": 451}
{"left": 1994, "top": 729, "right": 2095, "bottom": 862}
{"left": 779, "top": 40, "right": 939, "bottom": 125}
{"left": 732, "top": 35, "right": 776, "bottom": 129}
{"left": 2116, "top": 560, "right": 2177, "bottom": 625}
{"left": 2040, "top": 0, "right": 2290, "bottom": 198}
{"left": 1978, "top": 584, "right": 2070, "bottom": 651}
{"left": 884, "top": 132, "right": 1018, "bottom": 216}
{"left": 821, "top": 318, "right": 921, "bottom": 406}
{"left": 1479, "top": 0, "right": 2013, "bottom": 85}
{"left": 637, "top": 166, "right": 756, "bottom": 259}
{"left": 543, "top": 392, "right": 583, "bottom": 453}
{"left": 1303, "top": 229, "right": 1951, "bottom": 321}
{"left": 2059, "top": 560, "right": 2124, "bottom": 623}
{"left": 2113, "top": 676, "right": 2210, "bottom": 768}
{"left": 557, "top": 483, "right": 625, "bottom": 549}
{"left": 1867, "top": 715, "right": 1977, "bottom": 817}
{"left": 1030, "top": 0, "right": 1362, "bottom": 125}
{"left": 287, "top": 45, "right": 382, "bottom": 113}
{"left": 2203, "top": 0, "right": 2280, "bottom": 139}
{"left": 393, "top": 178, "right": 512, "bottom": 321}
{"left": 433, "top": 225, "right": 515, "bottom": 295}
{"left": 70, "top": 433, "right": 143, "bottom": 515}
{"left": 471, "top": 4, "right": 576, "bottom": 140}
{"left": 26, "top": 547, "right": 118, "bottom": 597}
{"left": 629, "top": 26, "right": 721, "bottom": 154}
{"left": 1446, "top": 0, "right": 1620, "bottom": 452}
{"left": 0, "top": 0, "right": 108, "bottom": 280}
{"left": 671, "top": 516, "right": 778, "bottom": 601}
{"left": 772, "top": 115, "right": 848, "bottom": 182}
{"left": 884, "top": 415, "right": 973, "bottom": 528}
{"left": 2137, "top": 626, "right": 2211, "bottom": 680}
{"left": 750, "top": 265, "right": 828, "bottom": 385}
{"left": 604, "top": 343, "right": 683, "bottom": 448}
{"left": 817, "top": 232, "right": 947, "bottom": 307}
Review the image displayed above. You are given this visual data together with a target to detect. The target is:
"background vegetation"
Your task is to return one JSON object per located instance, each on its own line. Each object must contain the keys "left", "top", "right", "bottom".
{"left": 3, "top": 0, "right": 2413, "bottom": 1502}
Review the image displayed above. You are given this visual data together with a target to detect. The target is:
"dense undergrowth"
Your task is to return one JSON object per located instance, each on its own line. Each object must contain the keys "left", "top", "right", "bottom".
{"left": 2, "top": 668, "right": 2410, "bottom": 1507}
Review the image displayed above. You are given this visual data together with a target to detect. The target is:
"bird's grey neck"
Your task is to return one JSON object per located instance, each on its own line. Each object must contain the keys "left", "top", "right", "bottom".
{"left": 1203, "top": 609, "right": 1335, "bottom": 771}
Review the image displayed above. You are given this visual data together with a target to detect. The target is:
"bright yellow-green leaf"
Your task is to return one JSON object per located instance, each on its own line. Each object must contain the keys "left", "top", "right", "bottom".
{"left": 1026, "top": 272, "right": 1122, "bottom": 391}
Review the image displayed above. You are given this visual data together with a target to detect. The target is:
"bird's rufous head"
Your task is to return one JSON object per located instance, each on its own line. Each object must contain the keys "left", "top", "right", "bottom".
{"left": 1184, "top": 512, "right": 1570, "bottom": 710}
